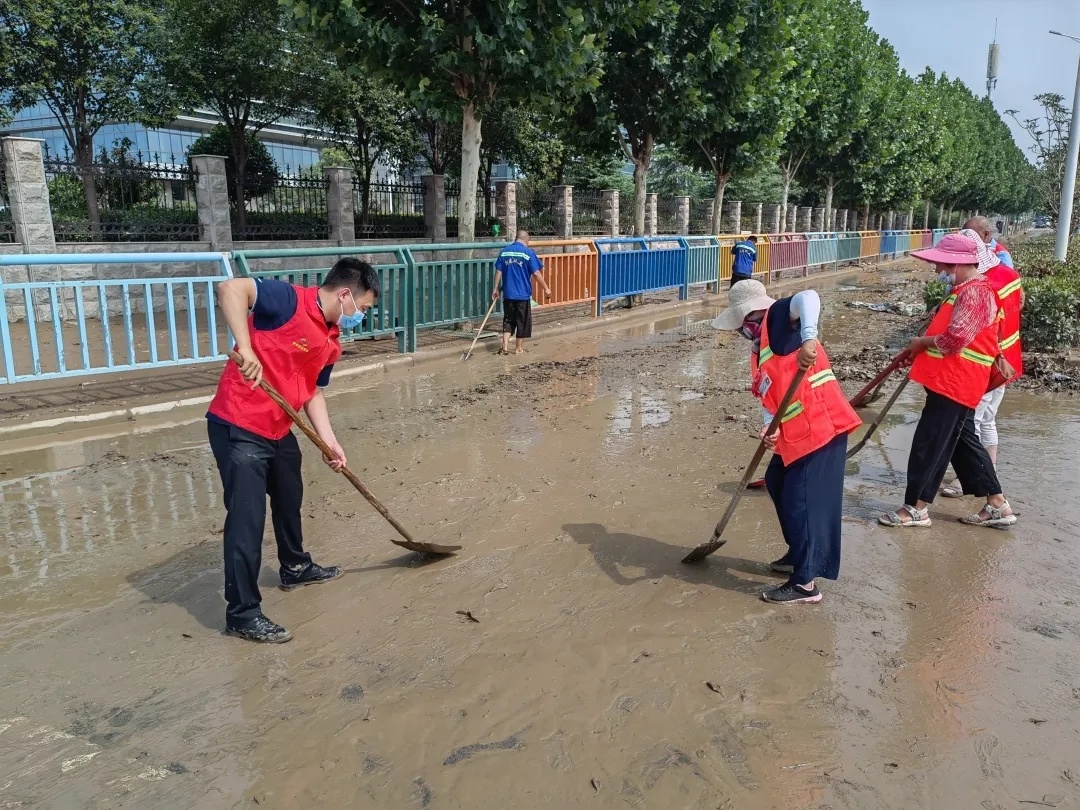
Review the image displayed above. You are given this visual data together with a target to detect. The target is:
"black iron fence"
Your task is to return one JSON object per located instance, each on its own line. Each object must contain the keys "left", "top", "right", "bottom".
{"left": 352, "top": 175, "right": 425, "bottom": 239}
{"left": 231, "top": 168, "right": 329, "bottom": 241}
{"left": 689, "top": 198, "right": 713, "bottom": 235}
{"left": 574, "top": 190, "right": 606, "bottom": 236}
{"left": 42, "top": 145, "right": 200, "bottom": 243}
{"left": 446, "top": 181, "right": 497, "bottom": 238}
{"left": 657, "top": 198, "right": 678, "bottom": 234}
{"left": 517, "top": 186, "right": 557, "bottom": 236}
{"left": 619, "top": 199, "right": 635, "bottom": 236}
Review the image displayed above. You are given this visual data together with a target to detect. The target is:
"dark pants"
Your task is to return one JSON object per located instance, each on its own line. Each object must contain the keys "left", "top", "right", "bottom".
{"left": 949, "top": 411, "right": 1004, "bottom": 498}
{"left": 764, "top": 433, "right": 847, "bottom": 584}
{"left": 904, "top": 389, "right": 1002, "bottom": 506}
{"left": 729, "top": 274, "right": 752, "bottom": 290}
{"left": 207, "top": 420, "right": 311, "bottom": 624}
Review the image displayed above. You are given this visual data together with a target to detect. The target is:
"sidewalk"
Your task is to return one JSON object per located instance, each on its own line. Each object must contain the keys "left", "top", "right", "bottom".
{"left": 0, "top": 261, "right": 901, "bottom": 438}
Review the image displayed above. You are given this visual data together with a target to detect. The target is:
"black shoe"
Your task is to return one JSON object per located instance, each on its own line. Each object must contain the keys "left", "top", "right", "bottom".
{"left": 761, "top": 582, "right": 822, "bottom": 605}
{"left": 769, "top": 554, "right": 794, "bottom": 574}
{"left": 280, "top": 561, "right": 343, "bottom": 591}
{"left": 226, "top": 615, "right": 293, "bottom": 644}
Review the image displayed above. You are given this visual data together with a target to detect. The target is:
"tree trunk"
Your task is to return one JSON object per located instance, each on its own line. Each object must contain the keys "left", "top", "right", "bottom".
{"left": 711, "top": 173, "right": 728, "bottom": 235}
{"left": 863, "top": 202, "right": 870, "bottom": 229}
{"left": 360, "top": 168, "right": 372, "bottom": 228}
{"left": 632, "top": 135, "right": 653, "bottom": 236}
{"left": 937, "top": 203, "right": 944, "bottom": 228}
{"left": 823, "top": 180, "right": 835, "bottom": 231}
{"left": 458, "top": 101, "right": 483, "bottom": 242}
{"left": 230, "top": 127, "right": 248, "bottom": 235}
{"left": 76, "top": 136, "right": 102, "bottom": 239}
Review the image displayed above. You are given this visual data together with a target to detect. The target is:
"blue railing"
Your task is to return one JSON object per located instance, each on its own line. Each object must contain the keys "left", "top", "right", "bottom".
{"left": 0, "top": 230, "right": 921, "bottom": 384}
{"left": 595, "top": 237, "right": 687, "bottom": 315}
{"left": 0, "top": 253, "right": 233, "bottom": 384}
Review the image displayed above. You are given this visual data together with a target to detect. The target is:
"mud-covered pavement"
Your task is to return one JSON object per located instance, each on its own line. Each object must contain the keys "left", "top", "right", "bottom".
{"left": 2, "top": 267, "right": 1080, "bottom": 809}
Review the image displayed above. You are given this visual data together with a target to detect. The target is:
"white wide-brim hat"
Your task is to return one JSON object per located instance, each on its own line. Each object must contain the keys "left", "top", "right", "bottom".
{"left": 711, "top": 279, "right": 776, "bottom": 331}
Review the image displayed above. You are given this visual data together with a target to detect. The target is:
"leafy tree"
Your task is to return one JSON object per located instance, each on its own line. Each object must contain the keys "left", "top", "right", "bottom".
{"left": 308, "top": 69, "right": 423, "bottom": 226}
{"left": 0, "top": 0, "right": 177, "bottom": 235}
{"left": 682, "top": 0, "right": 803, "bottom": 233}
{"left": 188, "top": 125, "right": 278, "bottom": 202}
{"left": 163, "top": 0, "right": 321, "bottom": 232}
{"left": 647, "top": 145, "right": 711, "bottom": 198}
{"left": 292, "top": 0, "right": 603, "bottom": 242}
{"left": 585, "top": 0, "right": 705, "bottom": 235}
{"left": 785, "top": 0, "right": 879, "bottom": 227}
{"left": 1008, "top": 93, "right": 1075, "bottom": 230}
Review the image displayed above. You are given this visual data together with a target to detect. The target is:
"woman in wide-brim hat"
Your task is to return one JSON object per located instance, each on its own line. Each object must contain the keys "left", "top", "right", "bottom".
{"left": 712, "top": 280, "right": 862, "bottom": 605}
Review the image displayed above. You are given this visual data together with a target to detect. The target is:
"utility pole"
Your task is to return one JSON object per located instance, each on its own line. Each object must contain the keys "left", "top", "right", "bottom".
{"left": 1051, "top": 30, "right": 1080, "bottom": 262}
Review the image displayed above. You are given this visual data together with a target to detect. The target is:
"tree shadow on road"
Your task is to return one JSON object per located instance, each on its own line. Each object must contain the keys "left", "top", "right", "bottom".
{"left": 563, "top": 522, "right": 777, "bottom": 597}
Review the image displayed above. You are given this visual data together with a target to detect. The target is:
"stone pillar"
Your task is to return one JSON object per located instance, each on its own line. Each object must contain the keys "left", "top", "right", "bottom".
{"left": 724, "top": 200, "right": 742, "bottom": 234}
{"left": 797, "top": 206, "right": 812, "bottom": 232}
{"left": 495, "top": 180, "right": 517, "bottom": 238}
{"left": 325, "top": 166, "right": 355, "bottom": 244}
{"left": 786, "top": 206, "right": 798, "bottom": 233}
{"left": 837, "top": 208, "right": 848, "bottom": 232}
{"left": 602, "top": 189, "right": 619, "bottom": 236}
{"left": 190, "top": 154, "right": 233, "bottom": 250}
{"left": 675, "top": 196, "right": 691, "bottom": 236}
{"left": 886, "top": 210, "right": 895, "bottom": 229}
{"left": 553, "top": 185, "right": 572, "bottom": 238}
{"left": 2, "top": 137, "right": 56, "bottom": 262}
{"left": 812, "top": 207, "right": 825, "bottom": 231}
{"left": 645, "top": 193, "right": 658, "bottom": 236}
{"left": 766, "top": 204, "right": 781, "bottom": 234}
{"left": 754, "top": 203, "right": 763, "bottom": 234}
{"left": 422, "top": 174, "right": 446, "bottom": 241}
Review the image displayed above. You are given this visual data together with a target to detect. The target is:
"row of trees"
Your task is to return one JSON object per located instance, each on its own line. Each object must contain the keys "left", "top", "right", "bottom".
{"left": 1, "top": 0, "right": 1036, "bottom": 241}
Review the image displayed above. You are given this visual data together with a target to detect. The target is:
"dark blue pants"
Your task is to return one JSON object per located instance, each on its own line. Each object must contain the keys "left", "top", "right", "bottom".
{"left": 207, "top": 421, "right": 311, "bottom": 624}
{"left": 764, "top": 433, "right": 847, "bottom": 584}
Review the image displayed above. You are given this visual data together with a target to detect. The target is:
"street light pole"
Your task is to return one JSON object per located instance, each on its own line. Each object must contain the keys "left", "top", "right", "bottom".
{"left": 1051, "top": 30, "right": 1080, "bottom": 262}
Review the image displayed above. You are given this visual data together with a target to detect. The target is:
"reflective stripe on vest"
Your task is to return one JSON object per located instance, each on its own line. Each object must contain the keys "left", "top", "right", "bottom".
{"left": 1000, "top": 330, "right": 1020, "bottom": 351}
{"left": 749, "top": 303, "right": 862, "bottom": 465}
{"left": 997, "top": 278, "right": 1022, "bottom": 300}
{"left": 909, "top": 276, "right": 1000, "bottom": 408}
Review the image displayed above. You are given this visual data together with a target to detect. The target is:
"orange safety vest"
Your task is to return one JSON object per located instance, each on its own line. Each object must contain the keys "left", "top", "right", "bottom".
{"left": 983, "top": 263, "right": 1023, "bottom": 381}
{"left": 909, "top": 276, "right": 1000, "bottom": 409}
{"left": 751, "top": 308, "right": 862, "bottom": 466}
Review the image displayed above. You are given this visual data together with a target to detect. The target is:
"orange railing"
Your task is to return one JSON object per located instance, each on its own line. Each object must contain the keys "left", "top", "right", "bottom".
{"left": 530, "top": 239, "right": 599, "bottom": 315}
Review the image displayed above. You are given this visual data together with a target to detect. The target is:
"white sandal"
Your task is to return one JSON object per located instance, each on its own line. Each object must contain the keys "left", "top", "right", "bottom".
{"left": 879, "top": 504, "right": 932, "bottom": 527}
{"left": 940, "top": 482, "right": 964, "bottom": 498}
{"left": 959, "top": 500, "right": 1017, "bottom": 527}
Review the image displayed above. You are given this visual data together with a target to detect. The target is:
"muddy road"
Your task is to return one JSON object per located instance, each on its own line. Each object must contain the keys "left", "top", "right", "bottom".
{"left": 2, "top": 266, "right": 1079, "bottom": 809}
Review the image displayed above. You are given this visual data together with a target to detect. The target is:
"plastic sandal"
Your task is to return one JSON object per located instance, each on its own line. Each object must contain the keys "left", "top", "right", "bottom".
{"left": 879, "top": 504, "right": 932, "bottom": 528}
{"left": 940, "top": 484, "right": 964, "bottom": 498}
{"left": 959, "top": 500, "right": 1017, "bottom": 527}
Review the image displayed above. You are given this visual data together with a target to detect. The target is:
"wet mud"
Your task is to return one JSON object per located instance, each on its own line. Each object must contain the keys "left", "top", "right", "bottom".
{"left": 2, "top": 266, "right": 1080, "bottom": 809}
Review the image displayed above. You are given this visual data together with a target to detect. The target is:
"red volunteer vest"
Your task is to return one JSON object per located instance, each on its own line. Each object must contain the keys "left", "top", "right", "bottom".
{"left": 751, "top": 308, "right": 862, "bottom": 465}
{"left": 983, "top": 263, "right": 1023, "bottom": 381}
{"left": 208, "top": 285, "right": 342, "bottom": 440}
{"left": 909, "top": 276, "right": 1000, "bottom": 409}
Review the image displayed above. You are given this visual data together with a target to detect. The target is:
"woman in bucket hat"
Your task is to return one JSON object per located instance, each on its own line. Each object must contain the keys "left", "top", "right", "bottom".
{"left": 879, "top": 231, "right": 1017, "bottom": 529}
{"left": 712, "top": 280, "right": 861, "bottom": 604}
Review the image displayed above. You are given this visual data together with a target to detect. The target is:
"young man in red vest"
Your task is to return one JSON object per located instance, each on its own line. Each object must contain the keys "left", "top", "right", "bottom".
{"left": 712, "top": 280, "right": 862, "bottom": 604}
{"left": 880, "top": 232, "right": 1016, "bottom": 529}
{"left": 940, "top": 224, "right": 1023, "bottom": 497}
{"left": 207, "top": 258, "right": 379, "bottom": 643}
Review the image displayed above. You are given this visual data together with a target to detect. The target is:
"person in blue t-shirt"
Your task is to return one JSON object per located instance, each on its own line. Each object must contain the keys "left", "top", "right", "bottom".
{"left": 492, "top": 230, "right": 551, "bottom": 354}
{"left": 730, "top": 235, "right": 758, "bottom": 288}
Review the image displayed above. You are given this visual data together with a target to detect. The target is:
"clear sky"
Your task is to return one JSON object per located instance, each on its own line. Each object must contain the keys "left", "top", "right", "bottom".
{"left": 861, "top": 0, "right": 1080, "bottom": 156}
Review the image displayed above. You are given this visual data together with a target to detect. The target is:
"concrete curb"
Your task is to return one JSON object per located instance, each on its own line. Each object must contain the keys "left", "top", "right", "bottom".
{"left": 0, "top": 259, "right": 905, "bottom": 441}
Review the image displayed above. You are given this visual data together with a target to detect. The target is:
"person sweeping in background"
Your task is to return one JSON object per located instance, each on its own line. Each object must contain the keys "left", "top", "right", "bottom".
{"left": 879, "top": 231, "right": 1017, "bottom": 529}
{"left": 940, "top": 225, "right": 1024, "bottom": 497}
{"left": 730, "top": 235, "right": 758, "bottom": 288}
{"left": 207, "top": 258, "right": 380, "bottom": 644}
{"left": 492, "top": 230, "right": 552, "bottom": 354}
{"left": 712, "top": 280, "right": 861, "bottom": 604}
